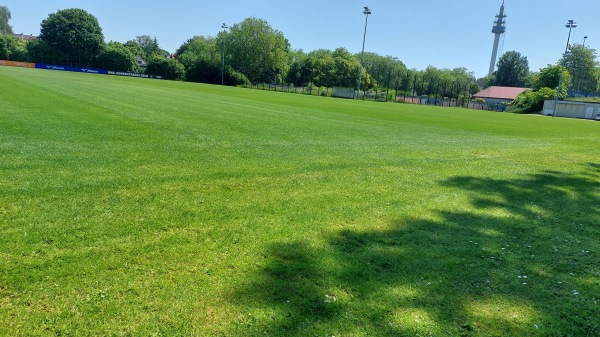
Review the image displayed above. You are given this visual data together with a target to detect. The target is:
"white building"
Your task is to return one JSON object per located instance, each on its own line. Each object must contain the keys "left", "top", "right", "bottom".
{"left": 543, "top": 100, "right": 600, "bottom": 120}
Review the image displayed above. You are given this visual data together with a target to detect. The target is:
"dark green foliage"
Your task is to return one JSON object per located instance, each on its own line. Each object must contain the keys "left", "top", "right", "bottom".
{"left": 0, "top": 32, "right": 26, "bottom": 60}
{"left": 494, "top": 51, "right": 530, "bottom": 87}
{"left": 509, "top": 87, "right": 555, "bottom": 113}
{"left": 184, "top": 58, "right": 220, "bottom": 83}
{"left": 145, "top": 55, "right": 185, "bottom": 80}
{"left": 226, "top": 17, "right": 290, "bottom": 83}
{"left": 0, "top": 5, "right": 12, "bottom": 35}
{"left": 561, "top": 44, "right": 599, "bottom": 95}
{"left": 532, "top": 65, "right": 571, "bottom": 99}
{"left": 175, "top": 35, "right": 221, "bottom": 84}
{"left": 226, "top": 68, "right": 251, "bottom": 86}
{"left": 481, "top": 73, "right": 496, "bottom": 89}
{"left": 94, "top": 41, "right": 139, "bottom": 72}
{"left": 134, "top": 35, "right": 163, "bottom": 58}
{"left": 124, "top": 40, "right": 146, "bottom": 59}
{"left": 0, "top": 33, "right": 8, "bottom": 59}
{"left": 286, "top": 48, "right": 401, "bottom": 89}
{"left": 25, "top": 38, "right": 66, "bottom": 64}
{"left": 39, "top": 8, "right": 104, "bottom": 67}
{"left": 361, "top": 52, "right": 407, "bottom": 91}
{"left": 0, "top": 34, "right": 12, "bottom": 60}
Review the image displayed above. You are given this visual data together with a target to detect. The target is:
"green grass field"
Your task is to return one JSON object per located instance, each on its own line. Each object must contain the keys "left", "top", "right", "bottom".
{"left": 1, "top": 66, "right": 599, "bottom": 336}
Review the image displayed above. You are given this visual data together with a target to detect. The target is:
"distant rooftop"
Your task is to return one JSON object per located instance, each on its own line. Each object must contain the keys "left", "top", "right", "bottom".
{"left": 13, "top": 33, "right": 38, "bottom": 42}
{"left": 473, "top": 86, "right": 529, "bottom": 101}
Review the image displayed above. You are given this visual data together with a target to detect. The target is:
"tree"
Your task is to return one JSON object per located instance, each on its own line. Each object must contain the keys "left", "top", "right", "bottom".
{"left": 0, "top": 33, "right": 26, "bottom": 60}
{"left": 305, "top": 49, "right": 336, "bottom": 87}
{"left": 361, "top": 53, "right": 407, "bottom": 93}
{"left": 332, "top": 48, "right": 361, "bottom": 88}
{"left": 285, "top": 48, "right": 307, "bottom": 85}
{"left": 26, "top": 39, "right": 56, "bottom": 64}
{"left": 0, "top": 33, "right": 9, "bottom": 59}
{"left": 0, "top": 33, "right": 27, "bottom": 61}
{"left": 561, "top": 44, "right": 599, "bottom": 94}
{"left": 95, "top": 41, "right": 139, "bottom": 72}
{"left": 411, "top": 66, "right": 478, "bottom": 101}
{"left": 176, "top": 35, "right": 222, "bottom": 84}
{"left": 532, "top": 64, "right": 571, "bottom": 99}
{"left": 494, "top": 51, "right": 530, "bottom": 87}
{"left": 481, "top": 73, "right": 496, "bottom": 89}
{"left": 134, "top": 35, "right": 163, "bottom": 58}
{"left": 596, "top": 68, "right": 600, "bottom": 94}
{"left": 226, "top": 17, "right": 290, "bottom": 83}
{"left": 39, "top": 8, "right": 104, "bottom": 67}
{"left": 285, "top": 47, "right": 363, "bottom": 88}
{"left": 145, "top": 55, "right": 184, "bottom": 80}
{"left": 509, "top": 87, "right": 556, "bottom": 113}
{"left": 124, "top": 40, "right": 145, "bottom": 59}
{"left": 0, "top": 5, "right": 13, "bottom": 35}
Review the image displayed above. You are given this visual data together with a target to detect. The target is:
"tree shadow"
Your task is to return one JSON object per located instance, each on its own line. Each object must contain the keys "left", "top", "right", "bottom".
{"left": 228, "top": 166, "right": 600, "bottom": 336}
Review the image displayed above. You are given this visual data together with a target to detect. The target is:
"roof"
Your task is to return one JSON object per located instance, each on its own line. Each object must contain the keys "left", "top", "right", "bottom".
{"left": 13, "top": 33, "right": 37, "bottom": 42}
{"left": 472, "top": 86, "right": 529, "bottom": 100}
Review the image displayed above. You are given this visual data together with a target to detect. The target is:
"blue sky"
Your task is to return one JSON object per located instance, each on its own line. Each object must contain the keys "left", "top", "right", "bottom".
{"left": 3, "top": 0, "right": 599, "bottom": 78}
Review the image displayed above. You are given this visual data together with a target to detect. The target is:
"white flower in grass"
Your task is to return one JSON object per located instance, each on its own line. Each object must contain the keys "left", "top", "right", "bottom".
{"left": 324, "top": 294, "right": 337, "bottom": 303}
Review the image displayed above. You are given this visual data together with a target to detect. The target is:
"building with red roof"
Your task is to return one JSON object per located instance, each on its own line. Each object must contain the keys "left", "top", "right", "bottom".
{"left": 470, "top": 86, "right": 529, "bottom": 112}
{"left": 472, "top": 86, "right": 529, "bottom": 103}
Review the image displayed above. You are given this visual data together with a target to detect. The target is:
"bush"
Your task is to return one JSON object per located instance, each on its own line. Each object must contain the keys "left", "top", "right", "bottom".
{"left": 228, "top": 69, "right": 250, "bottom": 87}
{"left": 146, "top": 56, "right": 185, "bottom": 80}
{"left": 508, "top": 87, "right": 555, "bottom": 114}
{"left": 0, "top": 33, "right": 27, "bottom": 61}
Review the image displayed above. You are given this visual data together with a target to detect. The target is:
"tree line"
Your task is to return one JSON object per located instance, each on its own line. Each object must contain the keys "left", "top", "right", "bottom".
{"left": 0, "top": 7, "right": 479, "bottom": 98}
{"left": 1, "top": 6, "right": 599, "bottom": 102}
{"left": 486, "top": 49, "right": 599, "bottom": 94}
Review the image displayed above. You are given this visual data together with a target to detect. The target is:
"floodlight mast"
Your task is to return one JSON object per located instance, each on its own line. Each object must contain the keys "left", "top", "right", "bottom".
{"left": 221, "top": 23, "right": 229, "bottom": 85}
{"left": 553, "top": 20, "right": 577, "bottom": 116}
{"left": 356, "top": 7, "right": 371, "bottom": 99}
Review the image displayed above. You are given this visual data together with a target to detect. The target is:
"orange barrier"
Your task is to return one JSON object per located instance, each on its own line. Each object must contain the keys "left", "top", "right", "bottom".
{"left": 0, "top": 60, "right": 35, "bottom": 68}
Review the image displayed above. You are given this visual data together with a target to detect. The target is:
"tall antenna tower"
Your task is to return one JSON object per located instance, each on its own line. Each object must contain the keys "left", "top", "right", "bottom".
{"left": 488, "top": 1, "right": 507, "bottom": 75}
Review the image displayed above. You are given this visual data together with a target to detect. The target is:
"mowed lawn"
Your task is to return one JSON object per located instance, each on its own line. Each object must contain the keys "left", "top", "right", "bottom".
{"left": 1, "top": 66, "right": 599, "bottom": 336}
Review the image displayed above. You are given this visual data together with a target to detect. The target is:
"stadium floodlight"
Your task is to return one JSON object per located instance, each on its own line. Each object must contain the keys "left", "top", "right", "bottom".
{"left": 553, "top": 20, "right": 576, "bottom": 116}
{"left": 356, "top": 6, "right": 371, "bottom": 99}
{"left": 221, "top": 23, "right": 229, "bottom": 85}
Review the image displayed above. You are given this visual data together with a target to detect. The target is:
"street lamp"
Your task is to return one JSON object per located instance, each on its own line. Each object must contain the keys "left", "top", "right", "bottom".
{"left": 553, "top": 19, "right": 577, "bottom": 116}
{"left": 356, "top": 6, "right": 371, "bottom": 99}
{"left": 221, "top": 23, "right": 229, "bottom": 85}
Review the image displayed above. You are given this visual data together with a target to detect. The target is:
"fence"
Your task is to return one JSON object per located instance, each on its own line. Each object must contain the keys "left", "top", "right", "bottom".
{"left": 243, "top": 83, "right": 398, "bottom": 102}
{"left": 396, "top": 96, "right": 509, "bottom": 111}
{"left": 244, "top": 83, "right": 334, "bottom": 97}
{"left": 242, "top": 83, "right": 504, "bottom": 108}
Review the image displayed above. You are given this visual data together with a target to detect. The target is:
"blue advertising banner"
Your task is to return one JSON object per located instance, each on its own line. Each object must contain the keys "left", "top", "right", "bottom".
{"left": 35, "top": 63, "right": 78, "bottom": 72}
{"left": 33, "top": 63, "right": 161, "bottom": 79}
{"left": 35, "top": 63, "right": 108, "bottom": 75}
{"left": 80, "top": 68, "right": 108, "bottom": 75}
{"left": 108, "top": 70, "right": 161, "bottom": 79}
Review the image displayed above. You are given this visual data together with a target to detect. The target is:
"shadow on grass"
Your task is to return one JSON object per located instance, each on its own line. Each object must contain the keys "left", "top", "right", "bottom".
{"left": 228, "top": 165, "right": 600, "bottom": 336}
